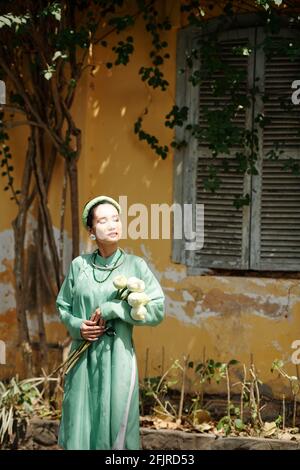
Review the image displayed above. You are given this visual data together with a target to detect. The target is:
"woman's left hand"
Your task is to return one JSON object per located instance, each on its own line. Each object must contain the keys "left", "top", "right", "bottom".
{"left": 80, "top": 308, "right": 106, "bottom": 341}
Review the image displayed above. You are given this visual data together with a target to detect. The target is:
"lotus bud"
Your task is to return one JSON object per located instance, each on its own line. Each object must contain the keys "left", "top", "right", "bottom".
{"left": 130, "top": 305, "right": 147, "bottom": 321}
{"left": 128, "top": 292, "right": 150, "bottom": 308}
{"left": 113, "top": 275, "right": 128, "bottom": 289}
{"left": 127, "top": 277, "right": 145, "bottom": 293}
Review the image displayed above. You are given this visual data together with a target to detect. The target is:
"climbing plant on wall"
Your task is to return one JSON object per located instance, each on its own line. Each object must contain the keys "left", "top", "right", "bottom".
{"left": 135, "top": 0, "right": 300, "bottom": 206}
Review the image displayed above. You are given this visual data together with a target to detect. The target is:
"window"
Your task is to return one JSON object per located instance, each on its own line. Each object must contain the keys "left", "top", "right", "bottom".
{"left": 173, "top": 18, "right": 300, "bottom": 272}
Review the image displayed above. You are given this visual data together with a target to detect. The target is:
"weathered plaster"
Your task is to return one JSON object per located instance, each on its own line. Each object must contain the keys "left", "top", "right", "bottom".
{"left": 0, "top": 283, "right": 16, "bottom": 314}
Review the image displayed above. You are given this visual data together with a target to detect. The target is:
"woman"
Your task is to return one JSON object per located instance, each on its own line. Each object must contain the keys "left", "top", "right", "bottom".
{"left": 56, "top": 195, "right": 165, "bottom": 450}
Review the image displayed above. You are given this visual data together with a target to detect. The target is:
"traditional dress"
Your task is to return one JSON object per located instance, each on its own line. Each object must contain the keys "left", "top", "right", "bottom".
{"left": 56, "top": 248, "right": 165, "bottom": 450}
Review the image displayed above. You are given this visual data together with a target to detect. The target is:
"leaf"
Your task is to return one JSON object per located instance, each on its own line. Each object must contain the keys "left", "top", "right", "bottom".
{"left": 1, "top": 405, "right": 13, "bottom": 443}
{"left": 217, "top": 416, "right": 230, "bottom": 430}
{"left": 43, "top": 65, "right": 56, "bottom": 80}
{"left": 228, "top": 359, "right": 239, "bottom": 366}
{"left": 68, "top": 78, "right": 77, "bottom": 89}
{"left": 0, "top": 16, "right": 12, "bottom": 28}
{"left": 153, "top": 417, "right": 173, "bottom": 429}
{"left": 52, "top": 51, "right": 62, "bottom": 61}
{"left": 0, "top": 13, "right": 29, "bottom": 30}
{"left": 50, "top": 3, "right": 61, "bottom": 21}
{"left": 263, "top": 421, "right": 277, "bottom": 436}
{"left": 44, "top": 71, "right": 53, "bottom": 80}
{"left": 234, "top": 418, "right": 245, "bottom": 430}
{"left": 271, "top": 359, "right": 284, "bottom": 372}
{"left": 195, "top": 422, "right": 213, "bottom": 432}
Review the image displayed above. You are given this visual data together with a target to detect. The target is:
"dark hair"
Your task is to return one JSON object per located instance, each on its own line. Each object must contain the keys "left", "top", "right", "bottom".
{"left": 86, "top": 202, "right": 101, "bottom": 229}
{"left": 86, "top": 201, "right": 119, "bottom": 229}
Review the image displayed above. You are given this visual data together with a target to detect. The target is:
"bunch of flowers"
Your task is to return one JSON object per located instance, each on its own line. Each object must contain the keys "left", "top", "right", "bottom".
{"left": 113, "top": 275, "right": 150, "bottom": 320}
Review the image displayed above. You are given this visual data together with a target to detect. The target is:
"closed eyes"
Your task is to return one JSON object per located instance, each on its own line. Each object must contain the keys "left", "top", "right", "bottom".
{"left": 97, "top": 217, "right": 119, "bottom": 223}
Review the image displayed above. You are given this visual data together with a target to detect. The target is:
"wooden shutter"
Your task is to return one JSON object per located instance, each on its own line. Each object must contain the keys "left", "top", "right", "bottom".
{"left": 195, "top": 31, "right": 254, "bottom": 269}
{"left": 253, "top": 35, "right": 300, "bottom": 271}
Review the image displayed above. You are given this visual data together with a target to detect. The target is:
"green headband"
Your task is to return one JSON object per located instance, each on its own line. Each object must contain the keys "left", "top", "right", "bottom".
{"left": 82, "top": 195, "right": 121, "bottom": 229}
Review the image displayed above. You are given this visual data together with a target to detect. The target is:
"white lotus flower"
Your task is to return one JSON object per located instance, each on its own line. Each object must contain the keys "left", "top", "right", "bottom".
{"left": 127, "top": 277, "right": 145, "bottom": 293}
{"left": 127, "top": 292, "right": 150, "bottom": 308}
{"left": 113, "top": 275, "right": 128, "bottom": 289}
{"left": 130, "top": 305, "right": 147, "bottom": 321}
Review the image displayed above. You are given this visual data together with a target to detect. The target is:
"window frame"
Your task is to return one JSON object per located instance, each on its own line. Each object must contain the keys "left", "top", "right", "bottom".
{"left": 172, "top": 14, "right": 300, "bottom": 274}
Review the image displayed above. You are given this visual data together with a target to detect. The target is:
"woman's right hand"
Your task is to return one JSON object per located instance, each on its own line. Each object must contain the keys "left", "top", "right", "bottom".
{"left": 80, "top": 308, "right": 106, "bottom": 341}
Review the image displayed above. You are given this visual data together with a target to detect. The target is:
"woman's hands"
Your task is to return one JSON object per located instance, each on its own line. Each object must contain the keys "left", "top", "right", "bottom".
{"left": 80, "top": 308, "right": 106, "bottom": 341}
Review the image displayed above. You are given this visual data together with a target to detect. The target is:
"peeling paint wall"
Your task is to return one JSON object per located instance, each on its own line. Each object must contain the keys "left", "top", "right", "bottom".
{"left": 0, "top": 3, "right": 299, "bottom": 399}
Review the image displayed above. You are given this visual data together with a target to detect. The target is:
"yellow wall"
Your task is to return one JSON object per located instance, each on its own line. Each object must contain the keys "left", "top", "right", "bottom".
{"left": 0, "top": 2, "right": 299, "bottom": 400}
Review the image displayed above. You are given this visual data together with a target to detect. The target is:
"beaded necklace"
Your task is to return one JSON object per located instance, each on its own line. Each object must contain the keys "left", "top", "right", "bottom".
{"left": 92, "top": 248, "right": 125, "bottom": 283}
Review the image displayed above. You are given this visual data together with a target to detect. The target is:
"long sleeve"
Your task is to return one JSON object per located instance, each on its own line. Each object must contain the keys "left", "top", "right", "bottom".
{"left": 101, "top": 258, "right": 165, "bottom": 326}
{"left": 56, "top": 260, "right": 83, "bottom": 340}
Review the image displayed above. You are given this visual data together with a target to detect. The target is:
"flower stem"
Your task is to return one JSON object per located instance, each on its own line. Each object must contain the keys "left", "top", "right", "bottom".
{"left": 64, "top": 341, "right": 91, "bottom": 375}
{"left": 118, "top": 287, "right": 127, "bottom": 298}
{"left": 50, "top": 340, "right": 89, "bottom": 376}
{"left": 50, "top": 341, "right": 86, "bottom": 376}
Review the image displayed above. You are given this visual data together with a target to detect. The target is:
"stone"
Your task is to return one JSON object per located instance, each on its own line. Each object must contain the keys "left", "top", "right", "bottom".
{"left": 30, "top": 418, "right": 59, "bottom": 447}
{"left": 8, "top": 418, "right": 300, "bottom": 450}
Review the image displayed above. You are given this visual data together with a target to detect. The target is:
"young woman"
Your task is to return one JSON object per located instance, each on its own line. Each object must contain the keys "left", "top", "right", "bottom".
{"left": 56, "top": 195, "right": 165, "bottom": 450}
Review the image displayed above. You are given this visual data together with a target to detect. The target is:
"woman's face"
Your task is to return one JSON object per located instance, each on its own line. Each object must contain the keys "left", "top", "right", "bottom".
{"left": 90, "top": 203, "right": 122, "bottom": 244}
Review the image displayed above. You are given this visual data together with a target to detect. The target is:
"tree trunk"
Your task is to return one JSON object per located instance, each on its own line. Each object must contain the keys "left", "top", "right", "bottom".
{"left": 35, "top": 221, "right": 49, "bottom": 374}
{"left": 67, "top": 158, "right": 80, "bottom": 259}
{"left": 32, "top": 128, "right": 61, "bottom": 292}
{"left": 59, "top": 159, "right": 68, "bottom": 277}
{"left": 12, "top": 135, "right": 35, "bottom": 377}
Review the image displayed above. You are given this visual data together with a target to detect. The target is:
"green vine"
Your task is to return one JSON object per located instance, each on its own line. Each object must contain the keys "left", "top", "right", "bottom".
{"left": 134, "top": 110, "right": 168, "bottom": 160}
